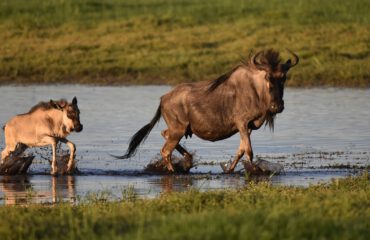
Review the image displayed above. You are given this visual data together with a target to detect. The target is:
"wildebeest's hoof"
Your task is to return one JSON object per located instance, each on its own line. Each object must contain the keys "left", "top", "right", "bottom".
{"left": 164, "top": 161, "right": 175, "bottom": 173}
{"left": 66, "top": 163, "right": 74, "bottom": 173}
{"left": 243, "top": 161, "right": 258, "bottom": 173}
{"left": 220, "top": 162, "right": 228, "bottom": 172}
{"left": 51, "top": 170, "right": 58, "bottom": 176}
{"left": 66, "top": 167, "right": 75, "bottom": 175}
{"left": 166, "top": 166, "right": 175, "bottom": 173}
{"left": 220, "top": 162, "right": 235, "bottom": 173}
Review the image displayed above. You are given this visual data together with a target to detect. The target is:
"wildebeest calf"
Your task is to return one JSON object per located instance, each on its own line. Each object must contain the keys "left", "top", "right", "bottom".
{"left": 1, "top": 97, "right": 83, "bottom": 175}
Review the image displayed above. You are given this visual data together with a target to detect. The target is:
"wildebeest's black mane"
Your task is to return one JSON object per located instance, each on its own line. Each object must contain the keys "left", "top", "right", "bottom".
{"left": 207, "top": 66, "right": 241, "bottom": 92}
{"left": 27, "top": 99, "right": 67, "bottom": 114}
{"left": 207, "top": 49, "right": 282, "bottom": 92}
{"left": 255, "top": 49, "right": 282, "bottom": 71}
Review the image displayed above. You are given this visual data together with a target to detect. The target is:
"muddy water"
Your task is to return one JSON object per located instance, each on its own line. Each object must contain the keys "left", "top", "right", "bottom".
{"left": 0, "top": 86, "right": 369, "bottom": 204}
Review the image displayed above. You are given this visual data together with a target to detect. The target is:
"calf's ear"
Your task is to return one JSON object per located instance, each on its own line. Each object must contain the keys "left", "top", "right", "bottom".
{"left": 72, "top": 97, "right": 78, "bottom": 105}
{"left": 50, "top": 100, "right": 58, "bottom": 108}
{"left": 50, "top": 100, "right": 64, "bottom": 110}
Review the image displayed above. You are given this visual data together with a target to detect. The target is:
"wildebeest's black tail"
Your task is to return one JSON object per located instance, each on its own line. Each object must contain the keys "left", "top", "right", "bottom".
{"left": 115, "top": 104, "right": 161, "bottom": 159}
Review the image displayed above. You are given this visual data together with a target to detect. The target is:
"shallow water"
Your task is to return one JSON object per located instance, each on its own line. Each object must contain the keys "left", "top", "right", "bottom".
{"left": 0, "top": 86, "right": 369, "bottom": 204}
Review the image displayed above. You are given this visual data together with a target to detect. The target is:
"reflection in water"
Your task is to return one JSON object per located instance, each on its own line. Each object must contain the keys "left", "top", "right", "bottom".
{"left": 0, "top": 175, "right": 76, "bottom": 205}
{"left": 158, "top": 175, "right": 193, "bottom": 193}
{"left": 0, "top": 170, "right": 359, "bottom": 205}
{"left": 51, "top": 176, "right": 76, "bottom": 203}
{"left": 0, "top": 175, "right": 31, "bottom": 205}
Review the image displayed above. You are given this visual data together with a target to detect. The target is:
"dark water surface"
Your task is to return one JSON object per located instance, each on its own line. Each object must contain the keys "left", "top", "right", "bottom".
{"left": 0, "top": 86, "right": 369, "bottom": 204}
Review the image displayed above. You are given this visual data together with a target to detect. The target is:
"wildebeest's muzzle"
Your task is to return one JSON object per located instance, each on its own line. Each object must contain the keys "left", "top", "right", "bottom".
{"left": 74, "top": 123, "right": 83, "bottom": 132}
{"left": 270, "top": 100, "right": 284, "bottom": 113}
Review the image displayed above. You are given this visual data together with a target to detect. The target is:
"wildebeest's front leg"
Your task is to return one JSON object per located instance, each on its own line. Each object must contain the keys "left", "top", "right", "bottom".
{"left": 222, "top": 141, "right": 244, "bottom": 173}
{"left": 38, "top": 136, "right": 58, "bottom": 175}
{"left": 51, "top": 141, "right": 58, "bottom": 176}
{"left": 227, "top": 126, "right": 253, "bottom": 173}
{"left": 59, "top": 138, "right": 76, "bottom": 173}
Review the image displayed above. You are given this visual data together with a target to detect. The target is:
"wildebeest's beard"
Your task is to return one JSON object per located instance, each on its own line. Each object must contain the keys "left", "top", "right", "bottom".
{"left": 265, "top": 111, "right": 276, "bottom": 131}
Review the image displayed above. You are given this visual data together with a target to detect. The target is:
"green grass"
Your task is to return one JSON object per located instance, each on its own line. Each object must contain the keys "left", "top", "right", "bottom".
{"left": 0, "top": 174, "right": 369, "bottom": 239}
{"left": 0, "top": 0, "right": 369, "bottom": 87}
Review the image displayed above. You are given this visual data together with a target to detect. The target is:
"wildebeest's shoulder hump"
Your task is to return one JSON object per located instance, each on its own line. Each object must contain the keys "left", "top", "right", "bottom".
{"left": 26, "top": 99, "right": 67, "bottom": 114}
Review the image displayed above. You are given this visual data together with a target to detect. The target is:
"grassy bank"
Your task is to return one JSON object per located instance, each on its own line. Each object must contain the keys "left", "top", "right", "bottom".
{"left": 0, "top": 0, "right": 369, "bottom": 87}
{"left": 0, "top": 174, "right": 369, "bottom": 239}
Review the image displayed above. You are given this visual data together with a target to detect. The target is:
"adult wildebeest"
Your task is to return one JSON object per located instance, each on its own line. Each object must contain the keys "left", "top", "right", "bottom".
{"left": 1, "top": 97, "right": 83, "bottom": 175}
{"left": 118, "top": 49, "right": 298, "bottom": 173}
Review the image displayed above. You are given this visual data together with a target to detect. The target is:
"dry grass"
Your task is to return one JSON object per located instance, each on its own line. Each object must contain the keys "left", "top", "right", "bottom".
{"left": 0, "top": 0, "right": 369, "bottom": 87}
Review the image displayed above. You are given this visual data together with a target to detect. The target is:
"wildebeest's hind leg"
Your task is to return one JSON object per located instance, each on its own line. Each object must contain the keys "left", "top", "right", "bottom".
{"left": 162, "top": 130, "right": 193, "bottom": 169}
{"left": 175, "top": 144, "right": 193, "bottom": 169}
{"left": 160, "top": 129, "right": 186, "bottom": 173}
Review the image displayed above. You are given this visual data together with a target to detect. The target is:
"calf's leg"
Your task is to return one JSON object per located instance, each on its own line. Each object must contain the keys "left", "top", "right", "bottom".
{"left": 58, "top": 138, "right": 76, "bottom": 173}
{"left": 51, "top": 142, "right": 58, "bottom": 176}
{"left": 66, "top": 141, "right": 76, "bottom": 173}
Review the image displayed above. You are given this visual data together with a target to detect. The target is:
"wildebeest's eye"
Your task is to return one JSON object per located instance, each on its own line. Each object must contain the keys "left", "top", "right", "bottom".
{"left": 268, "top": 82, "right": 274, "bottom": 91}
{"left": 67, "top": 111, "right": 75, "bottom": 119}
{"left": 281, "top": 76, "right": 287, "bottom": 83}
{"left": 265, "top": 73, "right": 271, "bottom": 81}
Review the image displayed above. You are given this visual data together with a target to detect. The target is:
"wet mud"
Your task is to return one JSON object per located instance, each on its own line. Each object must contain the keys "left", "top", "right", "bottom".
{"left": 144, "top": 155, "right": 193, "bottom": 174}
{"left": 0, "top": 153, "right": 78, "bottom": 176}
{"left": 0, "top": 155, "right": 34, "bottom": 175}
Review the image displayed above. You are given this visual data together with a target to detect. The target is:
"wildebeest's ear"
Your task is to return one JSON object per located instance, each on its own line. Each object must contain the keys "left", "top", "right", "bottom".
{"left": 50, "top": 100, "right": 63, "bottom": 110}
{"left": 58, "top": 100, "right": 67, "bottom": 108}
{"left": 72, "top": 97, "right": 77, "bottom": 105}
{"left": 49, "top": 100, "right": 57, "bottom": 108}
{"left": 281, "top": 59, "right": 292, "bottom": 72}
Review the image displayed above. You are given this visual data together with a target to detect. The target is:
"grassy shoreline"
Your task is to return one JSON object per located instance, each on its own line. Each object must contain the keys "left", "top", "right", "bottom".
{"left": 0, "top": 0, "right": 369, "bottom": 87}
{"left": 0, "top": 174, "right": 369, "bottom": 239}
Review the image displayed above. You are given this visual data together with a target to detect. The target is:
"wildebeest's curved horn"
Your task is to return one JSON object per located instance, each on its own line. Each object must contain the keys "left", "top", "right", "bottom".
{"left": 283, "top": 49, "right": 299, "bottom": 70}
{"left": 252, "top": 51, "right": 270, "bottom": 72}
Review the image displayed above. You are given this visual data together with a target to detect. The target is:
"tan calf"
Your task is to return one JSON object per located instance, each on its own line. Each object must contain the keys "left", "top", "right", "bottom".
{"left": 1, "top": 97, "right": 83, "bottom": 175}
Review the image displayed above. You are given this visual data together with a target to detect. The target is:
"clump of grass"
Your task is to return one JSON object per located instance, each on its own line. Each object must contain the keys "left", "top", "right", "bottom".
{"left": 120, "top": 185, "right": 137, "bottom": 202}
{"left": 0, "top": 0, "right": 369, "bottom": 87}
{"left": 0, "top": 173, "right": 369, "bottom": 239}
{"left": 83, "top": 189, "right": 113, "bottom": 203}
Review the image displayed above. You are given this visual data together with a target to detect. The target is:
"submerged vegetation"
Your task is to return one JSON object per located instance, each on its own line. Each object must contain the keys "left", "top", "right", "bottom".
{"left": 0, "top": 0, "right": 369, "bottom": 87}
{"left": 0, "top": 174, "right": 369, "bottom": 239}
